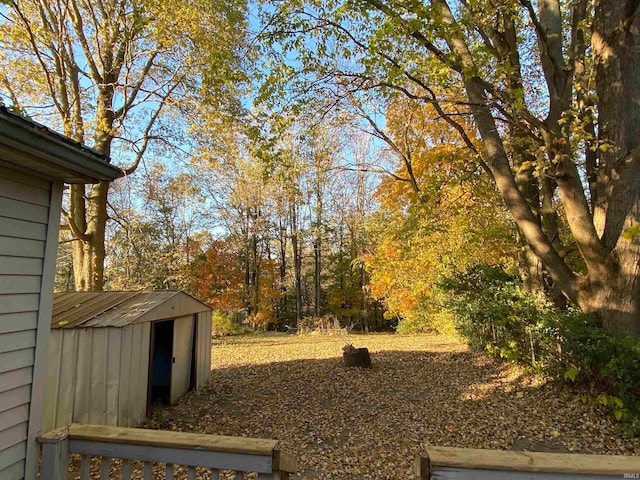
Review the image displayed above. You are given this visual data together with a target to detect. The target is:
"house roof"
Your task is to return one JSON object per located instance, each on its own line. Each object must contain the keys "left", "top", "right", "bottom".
{"left": 0, "top": 106, "right": 122, "bottom": 183}
{"left": 51, "top": 291, "right": 212, "bottom": 329}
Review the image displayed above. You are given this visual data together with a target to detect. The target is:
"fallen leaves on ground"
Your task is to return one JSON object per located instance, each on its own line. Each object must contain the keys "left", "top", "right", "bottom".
{"left": 143, "top": 333, "right": 640, "bottom": 479}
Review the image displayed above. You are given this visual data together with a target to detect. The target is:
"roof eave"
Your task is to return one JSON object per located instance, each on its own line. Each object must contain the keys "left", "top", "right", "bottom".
{"left": 0, "top": 108, "right": 123, "bottom": 183}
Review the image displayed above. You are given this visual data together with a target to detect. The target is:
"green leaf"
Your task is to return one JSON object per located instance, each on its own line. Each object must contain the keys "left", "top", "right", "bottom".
{"left": 564, "top": 367, "right": 579, "bottom": 382}
{"left": 623, "top": 224, "right": 640, "bottom": 241}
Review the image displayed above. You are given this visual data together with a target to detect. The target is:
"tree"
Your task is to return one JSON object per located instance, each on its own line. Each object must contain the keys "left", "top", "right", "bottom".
{"left": 363, "top": 99, "right": 516, "bottom": 331}
{"left": 263, "top": 0, "right": 640, "bottom": 335}
{"left": 0, "top": 0, "right": 247, "bottom": 290}
{"left": 106, "top": 164, "right": 205, "bottom": 290}
{"left": 188, "top": 240, "right": 246, "bottom": 313}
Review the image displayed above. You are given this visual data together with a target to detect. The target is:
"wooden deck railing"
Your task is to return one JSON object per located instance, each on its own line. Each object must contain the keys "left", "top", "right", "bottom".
{"left": 38, "top": 424, "right": 297, "bottom": 480}
{"left": 415, "top": 446, "right": 640, "bottom": 479}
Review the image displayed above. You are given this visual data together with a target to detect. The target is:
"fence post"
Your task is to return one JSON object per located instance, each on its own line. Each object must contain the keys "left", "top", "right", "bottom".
{"left": 259, "top": 446, "right": 297, "bottom": 480}
{"left": 38, "top": 427, "right": 70, "bottom": 480}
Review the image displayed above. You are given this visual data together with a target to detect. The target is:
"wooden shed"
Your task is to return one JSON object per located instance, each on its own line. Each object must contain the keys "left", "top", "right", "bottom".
{"left": 42, "top": 291, "right": 212, "bottom": 432}
{"left": 0, "top": 106, "right": 121, "bottom": 480}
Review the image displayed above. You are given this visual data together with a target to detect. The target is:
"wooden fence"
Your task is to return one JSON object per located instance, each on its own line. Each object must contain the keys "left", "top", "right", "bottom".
{"left": 38, "top": 424, "right": 296, "bottom": 480}
{"left": 415, "top": 446, "right": 640, "bottom": 479}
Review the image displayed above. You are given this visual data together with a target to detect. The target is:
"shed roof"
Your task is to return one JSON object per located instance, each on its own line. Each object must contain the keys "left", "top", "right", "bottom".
{"left": 0, "top": 106, "right": 122, "bottom": 183}
{"left": 52, "top": 291, "right": 211, "bottom": 329}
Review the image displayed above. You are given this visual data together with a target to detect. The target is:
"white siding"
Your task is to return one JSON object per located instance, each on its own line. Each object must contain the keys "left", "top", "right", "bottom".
{"left": 42, "top": 323, "right": 151, "bottom": 432}
{"left": 0, "top": 169, "right": 53, "bottom": 480}
{"left": 196, "top": 311, "right": 212, "bottom": 390}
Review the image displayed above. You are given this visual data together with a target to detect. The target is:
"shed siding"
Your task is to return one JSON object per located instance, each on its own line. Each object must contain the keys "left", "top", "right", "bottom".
{"left": 0, "top": 169, "right": 45, "bottom": 480}
{"left": 119, "top": 322, "right": 150, "bottom": 427}
{"left": 196, "top": 311, "right": 212, "bottom": 390}
{"left": 171, "top": 315, "right": 195, "bottom": 404}
{"left": 42, "top": 323, "right": 152, "bottom": 431}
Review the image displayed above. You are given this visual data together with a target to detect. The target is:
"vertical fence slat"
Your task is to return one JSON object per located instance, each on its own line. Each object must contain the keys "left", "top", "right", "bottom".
{"left": 80, "top": 454, "right": 90, "bottom": 480}
{"left": 121, "top": 459, "right": 132, "bottom": 480}
{"left": 143, "top": 461, "right": 153, "bottom": 480}
{"left": 100, "top": 457, "right": 110, "bottom": 480}
{"left": 165, "top": 463, "right": 174, "bottom": 480}
{"left": 187, "top": 466, "right": 197, "bottom": 480}
{"left": 210, "top": 468, "right": 220, "bottom": 480}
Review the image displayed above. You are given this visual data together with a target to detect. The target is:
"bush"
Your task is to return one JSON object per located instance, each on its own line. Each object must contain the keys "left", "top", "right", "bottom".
{"left": 439, "top": 265, "right": 563, "bottom": 367}
{"left": 297, "top": 316, "right": 316, "bottom": 334}
{"left": 395, "top": 309, "right": 457, "bottom": 336}
{"left": 439, "top": 264, "right": 640, "bottom": 428}
{"left": 211, "top": 311, "right": 247, "bottom": 336}
{"left": 559, "top": 315, "right": 640, "bottom": 425}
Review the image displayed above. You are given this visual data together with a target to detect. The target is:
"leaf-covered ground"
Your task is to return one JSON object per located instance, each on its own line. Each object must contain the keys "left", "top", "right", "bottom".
{"left": 144, "top": 333, "right": 640, "bottom": 479}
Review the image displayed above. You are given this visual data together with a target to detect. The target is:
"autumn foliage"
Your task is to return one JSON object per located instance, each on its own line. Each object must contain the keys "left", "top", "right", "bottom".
{"left": 364, "top": 100, "right": 517, "bottom": 332}
{"left": 188, "top": 241, "right": 245, "bottom": 313}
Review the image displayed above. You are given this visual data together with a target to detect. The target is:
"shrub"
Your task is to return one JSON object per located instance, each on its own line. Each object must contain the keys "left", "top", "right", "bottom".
{"left": 438, "top": 265, "right": 562, "bottom": 367}
{"left": 439, "top": 264, "right": 640, "bottom": 428}
{"left": 211, "top": 311, "right": 247, "bottom": 336}
{"left": 559, "top": 315, "right": 640, "bottom": 425}
{"left": 297, "top": 316, "right": 316, "bottom": 334}
{"left": 395, "top": 309, "right": 457, "bottom": 336}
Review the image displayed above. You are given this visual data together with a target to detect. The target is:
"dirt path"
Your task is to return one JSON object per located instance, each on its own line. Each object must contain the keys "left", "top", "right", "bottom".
{"left": 144, "top": 333, "right": 640, "bottom": 479}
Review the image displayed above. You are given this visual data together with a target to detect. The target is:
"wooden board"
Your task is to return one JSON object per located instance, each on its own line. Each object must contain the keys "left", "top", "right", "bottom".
{"left": 420, "top": 447, "right": 640, "bottom": 476}
{"left": 64, "top": 424, "right": 279, "bottom": 457}
{"left": 429, "top": 467, "right": 625, "bottom": 480}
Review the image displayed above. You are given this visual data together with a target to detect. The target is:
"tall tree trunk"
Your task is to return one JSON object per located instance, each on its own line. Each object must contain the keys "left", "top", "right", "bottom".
{"left": 511, "top": 132, "right": 545, "bottom": 295}
{"left": 291, "top": 204, "right": 303, "bottom": 324}
{"left": 292, "top": 232, "right": 303, "bottom": 323}
{"left": 314, "top": 180, "right": 323, "bottom": 318}
{"left": 70, "top": 95, "right": 113, "bottom": 291}
{"left": 71, "top": 182, "right": 110, "bottom": 290}
{"left": 278, "top": 220, "right": 288, "bottom": 323}
{"left": 587, "top": 0, "right": 640, "bottom": 335}
{"left": 361, "top": 266, "right": 370, "bottom": 332}
{"left": 243, "top": 210, "right": 252, "bottom": 314}
{"left": 251, "top": 225, "right": 260, "bottom": 315}
{"left": 314, "top": 234, "right": 321, "bottom": 317}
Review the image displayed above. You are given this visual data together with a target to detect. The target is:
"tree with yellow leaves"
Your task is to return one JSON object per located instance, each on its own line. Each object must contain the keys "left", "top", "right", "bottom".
{"left": 0, "top": 0, "right": 248, "bottom": 290}
{"left": 364, "top": 98, "right": 517, "bottom": 332}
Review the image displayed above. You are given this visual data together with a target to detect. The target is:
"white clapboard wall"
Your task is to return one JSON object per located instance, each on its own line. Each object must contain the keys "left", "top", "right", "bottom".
{"left": 0, "top": 167, "right": 61, "bottom": 480}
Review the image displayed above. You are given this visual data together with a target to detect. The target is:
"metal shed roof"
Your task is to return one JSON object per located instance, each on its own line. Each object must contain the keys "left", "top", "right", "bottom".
{"left": 52, "top": 291, "right": 211, "bottom": 329}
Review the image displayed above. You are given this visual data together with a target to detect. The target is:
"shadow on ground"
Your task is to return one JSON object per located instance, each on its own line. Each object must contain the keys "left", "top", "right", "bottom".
{"left": 143, "top": 336, "right": 639, "bottom": 479}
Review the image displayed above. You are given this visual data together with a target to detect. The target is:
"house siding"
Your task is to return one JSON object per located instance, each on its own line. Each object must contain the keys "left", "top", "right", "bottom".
{"left": 0, "top": 166, "right": 61, "bottom": 480}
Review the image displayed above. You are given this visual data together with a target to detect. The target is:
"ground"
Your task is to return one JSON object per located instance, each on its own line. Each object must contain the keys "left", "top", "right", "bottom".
{"left": 144, "top": 333, "right": 640, "bottom": 479}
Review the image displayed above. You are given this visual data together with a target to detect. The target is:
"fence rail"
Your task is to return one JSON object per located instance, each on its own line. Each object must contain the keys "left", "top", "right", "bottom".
{"left": 38, "top": 424, "right": 297, "bottom": 480}
{"left": 415, "top": 446, "right": 640, "bottom": 480}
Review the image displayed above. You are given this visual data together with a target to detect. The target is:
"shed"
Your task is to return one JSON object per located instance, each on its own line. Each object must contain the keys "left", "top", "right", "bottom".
{"left": 42, "top": 291, "right": 212, "bottom": 432}
{"left": 0, "top": 106, "right": 121, "bottom": 480}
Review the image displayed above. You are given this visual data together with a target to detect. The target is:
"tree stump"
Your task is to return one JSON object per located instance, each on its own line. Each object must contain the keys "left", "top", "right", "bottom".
{"left": 342, "top": 347, "right": 372, "bottom": 368}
